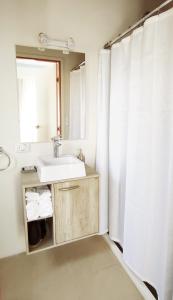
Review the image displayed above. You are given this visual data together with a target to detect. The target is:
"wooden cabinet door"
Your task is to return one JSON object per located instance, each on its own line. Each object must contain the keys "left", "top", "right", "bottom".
{"left": 54, "top": 177, "right": 99, "bottom": 244}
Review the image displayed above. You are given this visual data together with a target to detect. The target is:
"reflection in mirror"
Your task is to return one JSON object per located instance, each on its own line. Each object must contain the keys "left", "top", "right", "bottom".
{"left": 16, "top": 46, "right": 86, "bottom": 142}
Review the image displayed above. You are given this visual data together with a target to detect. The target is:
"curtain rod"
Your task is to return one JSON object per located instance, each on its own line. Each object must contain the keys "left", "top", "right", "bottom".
{"left": 71, "top": 60, "right": 85, "bottom": 71}
{"left": 104, "top": 0, "right": 173, "bottom": 49}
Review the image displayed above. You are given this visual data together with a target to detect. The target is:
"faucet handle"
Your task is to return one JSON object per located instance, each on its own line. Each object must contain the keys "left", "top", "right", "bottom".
{"left": 51, "top": 136, "right": 62, "bottom": 142}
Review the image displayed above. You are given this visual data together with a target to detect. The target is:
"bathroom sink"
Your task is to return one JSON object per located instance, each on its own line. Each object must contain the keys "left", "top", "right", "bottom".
{"left": 37, "top": 155, "right": 86, "bottom": 182}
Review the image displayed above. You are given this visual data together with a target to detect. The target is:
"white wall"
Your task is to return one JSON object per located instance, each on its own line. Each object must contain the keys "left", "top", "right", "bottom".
{"left": 0, "top": 0, "right": 159, "bottom": 258}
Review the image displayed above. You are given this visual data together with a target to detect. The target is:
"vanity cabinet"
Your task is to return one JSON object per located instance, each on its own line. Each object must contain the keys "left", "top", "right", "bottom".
{"left": 54, "top": 178, "right": 99, "bottom": 244}
{"left": 21, "top": 166, "right": 99, "bottom": 254}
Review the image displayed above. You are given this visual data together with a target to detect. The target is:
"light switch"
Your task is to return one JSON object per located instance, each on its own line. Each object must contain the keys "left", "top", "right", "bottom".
{"left": 16, "top": 143, "right": 30, "bottom": 153}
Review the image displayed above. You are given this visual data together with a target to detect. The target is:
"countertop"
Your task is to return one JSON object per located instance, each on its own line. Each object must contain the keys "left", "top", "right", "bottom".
{"left": 21, "top": 165, "right": 99, "bottom": 188}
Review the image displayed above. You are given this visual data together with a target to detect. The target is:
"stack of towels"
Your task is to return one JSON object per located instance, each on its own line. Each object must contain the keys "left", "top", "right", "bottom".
{"left": 25, "top": 186, "right": 53, "bottom": 221}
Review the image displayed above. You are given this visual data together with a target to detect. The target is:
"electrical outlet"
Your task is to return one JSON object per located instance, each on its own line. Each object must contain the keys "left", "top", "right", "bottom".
{"left": 16, "top": 143, "right": 30, "bottom": 153}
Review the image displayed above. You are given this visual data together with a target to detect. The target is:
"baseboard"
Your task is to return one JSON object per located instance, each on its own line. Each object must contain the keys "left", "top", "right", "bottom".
{"left": 103, "top": 234, "right": 156, "bottom": 300}
{"left": 98, "top": 229, "right": 108, "bottom": 235}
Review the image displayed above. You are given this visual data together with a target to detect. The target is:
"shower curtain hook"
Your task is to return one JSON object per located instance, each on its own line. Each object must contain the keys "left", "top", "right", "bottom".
{"left": 157, "top": 5, "right": 160, "bottom": 17}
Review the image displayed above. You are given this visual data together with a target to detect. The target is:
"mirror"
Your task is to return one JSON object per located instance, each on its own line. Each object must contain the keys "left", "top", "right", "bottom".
{"left": 16, "top": 45, "right": 86, "bottom": 142}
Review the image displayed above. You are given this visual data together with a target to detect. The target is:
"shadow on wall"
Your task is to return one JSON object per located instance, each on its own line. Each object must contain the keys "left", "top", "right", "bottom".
{"left": 142, "top": 0, "right": 170, "bottom": 15}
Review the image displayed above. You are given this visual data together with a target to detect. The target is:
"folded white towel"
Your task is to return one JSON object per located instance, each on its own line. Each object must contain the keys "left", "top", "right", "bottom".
{"left": 39, "top": 194, "right": 51, "bottom": 201}
{"left": 38, "top": 198, "right": 53, "bottom": 218}
{"left": 26, "top": 201, "right": 39, "bottom": 221}
{"left": 25, "top": 186, "right": 53, "bottom": 219}
{"left": 25, "top": 187, "right": 51, "bottom": 202}
{"left": 25, "top": 187, "right": 39, "bottom": 198}
{"left": 38, "top": 197, "right": 52, "bottom": 205}
{"left": 26, "top": 193, "right": 40, "bottom": 202}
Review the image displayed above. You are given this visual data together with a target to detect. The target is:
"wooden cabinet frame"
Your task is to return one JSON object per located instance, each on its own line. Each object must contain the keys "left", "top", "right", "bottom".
{"left": 21, "top": 166, "right": 99, "bottom": 255}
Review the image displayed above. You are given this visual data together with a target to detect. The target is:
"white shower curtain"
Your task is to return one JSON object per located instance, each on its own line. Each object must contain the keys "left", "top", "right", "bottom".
{"left": 98, "top": 8, "right": 173, "bottom": 300}
{"left": 96, "top": 49, "right": 110, "bottom": 234}
{"left": 69, "top": 66, "right": 86, "bottom": 139}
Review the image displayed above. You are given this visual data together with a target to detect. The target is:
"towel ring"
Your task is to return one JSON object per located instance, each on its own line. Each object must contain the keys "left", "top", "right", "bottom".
{"left": 0, "top": 147, "right": 11, "bottom": 171}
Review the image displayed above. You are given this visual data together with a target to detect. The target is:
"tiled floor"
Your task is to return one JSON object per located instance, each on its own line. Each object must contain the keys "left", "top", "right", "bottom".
{"left": 0, "top": 236, "right": 144, "bottom": 300}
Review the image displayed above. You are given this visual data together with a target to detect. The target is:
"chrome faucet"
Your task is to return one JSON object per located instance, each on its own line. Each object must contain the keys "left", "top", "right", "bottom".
{"left": 52, "top": 136, "right": 62, "bottom": 158}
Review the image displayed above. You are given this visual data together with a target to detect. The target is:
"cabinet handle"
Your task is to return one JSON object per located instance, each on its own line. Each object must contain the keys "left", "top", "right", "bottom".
{"left": 59, "top": 185, "right": 80, "bottom": 192}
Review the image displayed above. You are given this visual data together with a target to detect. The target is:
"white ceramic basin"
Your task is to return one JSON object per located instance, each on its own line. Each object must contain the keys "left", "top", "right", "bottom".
{"left": 37, "top": 155, "right": 86, "bottom": 182}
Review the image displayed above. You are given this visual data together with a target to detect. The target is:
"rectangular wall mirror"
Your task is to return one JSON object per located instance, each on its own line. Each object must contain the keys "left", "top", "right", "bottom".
{"left": 16, "top": 45, "right": 86, "bottom": 142}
